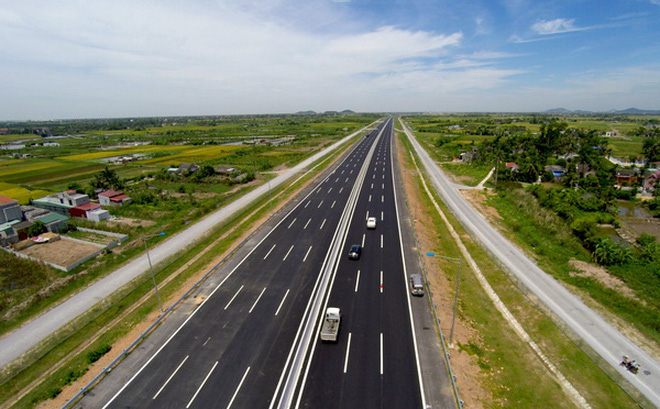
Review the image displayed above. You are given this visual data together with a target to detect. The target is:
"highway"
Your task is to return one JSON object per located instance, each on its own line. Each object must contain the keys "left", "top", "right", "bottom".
{"left": 295, "top": 118, "right": 423, "bottom": 408}
{"left": 94, "top": 118, "right": 425, "bottom": 409}
{"left": 400, "top": 118, "right": 660, "bottom": 407}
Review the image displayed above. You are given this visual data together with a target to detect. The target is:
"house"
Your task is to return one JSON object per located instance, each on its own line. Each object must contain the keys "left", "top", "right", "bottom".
{"left": 505, "top": 162, "right": 519, "bottom": 172}
{"left": 99, "top": 190, "right": 132, "bottom": 206}
{"left": 87, "top": 207, "right": 111, "bottom": 222}
{"left": 643, "top": 169, "right": 660, "bottom": 192}
{"left": 35, "top": 212, "right": 69, "bottom": 233}
{"left": 178, "top": 163, "right": 199, "bottom": 174}
{"left": 0, "top": 195, "right": 22, "bottom": 224}
{"left": 544, "top": 165, "right": 566, "bottom": 182}
{"left": 0, "top": 128, "right": 8, "bottom": 135}
{"left": 214, "top": 165, "right": 237, "bottom": 176}
{"left": 615, "top": 168, "right": 639, "bottom": 187}
{"left": 460, "top": 147, "right": 478, "bottom": 163}
{"left": 71, "top": 202, "right": 101, "bottom": 218}
{"left": 33, "top": 190, "right": 91, "bottom": 216}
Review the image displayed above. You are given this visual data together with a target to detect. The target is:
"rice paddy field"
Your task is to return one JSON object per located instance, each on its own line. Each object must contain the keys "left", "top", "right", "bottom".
{"left": 0, "top": 114, "right": 377, "bottom": 203}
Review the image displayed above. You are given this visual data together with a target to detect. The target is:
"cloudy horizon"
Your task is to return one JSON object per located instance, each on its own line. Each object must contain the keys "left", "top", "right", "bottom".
{"left": 1, "top": 0, "right": 659, "bottom": 120}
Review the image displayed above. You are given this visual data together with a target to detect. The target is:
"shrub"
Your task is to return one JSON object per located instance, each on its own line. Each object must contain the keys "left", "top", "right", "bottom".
{"left": 87, "top": 344, "right": 112, "bottom": 363}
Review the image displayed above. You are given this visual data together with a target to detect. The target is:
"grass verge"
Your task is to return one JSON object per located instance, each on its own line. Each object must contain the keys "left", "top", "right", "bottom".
{"left": 397, "top": 130, "right": 637, "bottom": 408}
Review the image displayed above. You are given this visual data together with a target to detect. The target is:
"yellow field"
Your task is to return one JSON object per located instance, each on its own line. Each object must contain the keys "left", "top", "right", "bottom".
{"left": 142, "top": 145, "right": 242, "bottom": 164}
{"left": 58, "top": 145, "right": 182, "bottom": 161}
{"left": 0, "top": 160, "right": 62, "bottom": 178}
{"left": 0, "top": 186, "right": 51, "bottom": 204}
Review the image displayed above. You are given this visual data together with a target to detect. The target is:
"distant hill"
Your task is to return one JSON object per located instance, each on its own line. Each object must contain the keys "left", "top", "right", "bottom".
{"left": 545, "top": 107, "right": 660, "bottom": 115}
{"left": 295, "top": 110, "right": 356, "bottom": 116}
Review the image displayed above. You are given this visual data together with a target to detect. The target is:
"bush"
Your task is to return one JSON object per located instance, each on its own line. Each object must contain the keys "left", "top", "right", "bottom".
{"left": 87, "top": 344, "right": 112, "bottom": 363}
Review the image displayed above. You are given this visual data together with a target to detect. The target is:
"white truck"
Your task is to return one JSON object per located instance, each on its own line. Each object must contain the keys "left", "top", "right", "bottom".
{"left": 320, "top": 307, "right": 341, "bottom": 342}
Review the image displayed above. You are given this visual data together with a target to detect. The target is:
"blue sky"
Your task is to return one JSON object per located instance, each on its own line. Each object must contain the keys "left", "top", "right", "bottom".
{"left": 1, "top": 0, "right": 659, "bottom": 119}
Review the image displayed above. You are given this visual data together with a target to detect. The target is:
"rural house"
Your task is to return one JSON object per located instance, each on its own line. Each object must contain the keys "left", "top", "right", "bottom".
{"left": 99, "top": 190, "right": 132, "bottom": 206}
{"left": 544, "top": 165, "right": 566, "bottom": 182}
{"left": 0, "top": 195, "right": 22, "bottom": 224}
{"left": 70, "top": 202, "right": 110, "bottom": 221}
{"left": 615, "top": 168, "right": 639, "bottom": 187}
{"left": 33, "top": 190, "right": 91, "bottom": 216}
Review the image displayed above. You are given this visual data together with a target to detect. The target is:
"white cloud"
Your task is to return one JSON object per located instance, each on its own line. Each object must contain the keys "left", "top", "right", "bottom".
{"left": 531, "top": 18, "right": 582, "bottom": 35}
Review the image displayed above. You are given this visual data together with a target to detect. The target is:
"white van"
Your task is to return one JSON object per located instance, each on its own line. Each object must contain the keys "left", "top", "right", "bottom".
{"left": 409, "top": 274, "right": 424, "bottom": 296}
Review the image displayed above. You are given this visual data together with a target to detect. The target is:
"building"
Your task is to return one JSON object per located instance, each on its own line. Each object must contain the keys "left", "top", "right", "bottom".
{"left": 33, "top": 190, "right": 91, "bottom": 216}
{"left": 70, "top": 202, "right": 101, "bottom": 218}
{"left": 98, "top": 190, "right": 132, "bottom": 206}
{"left": 178, "top": 163, "right": 199, "bottom": 173}
{"left": 35, "top": 212, "right": 69, "bottom": 233}
{"left": 544, "top": 165, "right": 566, "bottom": 182}
{"left": 615, "top": 168, "right": 639, "bottom": 187}
{"left": 87, "top": 207, "right": 111, "bottom": 222}
{"left": 214, "top": 165, "right": 237, "bottom": 175}
{"left": 505, "top": 162, "right": 519, "bottom": 172}
{"left": 0, "top": 195, "right": 22, "bottom": 224}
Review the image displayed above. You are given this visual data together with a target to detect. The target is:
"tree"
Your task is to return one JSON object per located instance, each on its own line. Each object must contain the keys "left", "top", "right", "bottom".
{"left": 91, "top": 167, "right": 123, "bottom": 191}
{"left": 643, "top": 137, "right": 660, "bottom": 164}
{"left": 592, "top": 238, "right": 632, "bottom": 265}
{"left": 27, "top": 221, "right": 47, "bottom": 238}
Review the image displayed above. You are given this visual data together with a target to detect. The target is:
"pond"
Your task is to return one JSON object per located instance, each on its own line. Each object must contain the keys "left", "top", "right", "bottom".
{"left": 617, "top": 200, "right": 651, "bottom": 219}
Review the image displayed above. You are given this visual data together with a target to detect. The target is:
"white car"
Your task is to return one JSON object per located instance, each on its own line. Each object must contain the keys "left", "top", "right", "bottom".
{"left": 366, "top": 217, "right": 377, "bottom": 229}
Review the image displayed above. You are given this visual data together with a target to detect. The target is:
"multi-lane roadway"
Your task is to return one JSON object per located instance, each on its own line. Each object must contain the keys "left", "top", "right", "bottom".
{"left": 95, "top": 118, "right": 426, "bottom": 409}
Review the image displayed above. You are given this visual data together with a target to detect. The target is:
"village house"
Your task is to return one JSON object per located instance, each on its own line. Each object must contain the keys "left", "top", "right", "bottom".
{"left": 70, "top": 202, "right": 110, "bottom": 221}
{"left": 214, "top": 165, "right": 237, "bottom": 176}
{"left": 544, "top": 165, "right": 566, "bottom": 182}
{"left": 615, "top": 168, "right": 639, "bottom": 187}
{"left": 98, "top": 190, "right": 132, "bottom": 206}
{"left": 643, "top": 169, "right": 660, "bottom": 192}
{"left": 505, "top": 162, "right": 519, "bottom": 172}
{"left": 0, "top": 195, "right": 22, "bottom": 224}
{"left": 33, "top": 190, "right": 90, "bottom": 216}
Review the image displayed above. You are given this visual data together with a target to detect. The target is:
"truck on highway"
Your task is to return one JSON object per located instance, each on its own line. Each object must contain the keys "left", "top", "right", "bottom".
{"left": 320, "top": 307, "right": 341, "bottom": 342}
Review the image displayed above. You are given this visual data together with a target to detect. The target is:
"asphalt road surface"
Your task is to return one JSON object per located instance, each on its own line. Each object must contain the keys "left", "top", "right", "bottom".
{"left": 0, "top": 122, "right": 374, "bottom": 371}
{"left": 401, "top": 118, "right": 660, "bottom": 407}
{"left": 95, "top": 118, "right": 425, "bottom": 409}
{"left": 295, "top": 118, "right": 423, "bottom": 408}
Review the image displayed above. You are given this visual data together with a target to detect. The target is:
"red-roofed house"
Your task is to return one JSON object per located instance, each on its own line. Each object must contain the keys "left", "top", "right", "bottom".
{"left": 505, "top": 162, "right": 519, "bottom": 172}
{"left": 69, "top": 203, "right": 109, "bottom": 222}
{"left": 98, "top": 190, "right": 132, "bottom": 206}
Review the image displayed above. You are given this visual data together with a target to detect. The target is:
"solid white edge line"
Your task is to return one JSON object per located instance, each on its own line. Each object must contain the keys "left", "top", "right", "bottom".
{"left": 264, "top": 244, "right": 276, "bottom": 260}
{"left": 303, "top": 246, "right": 312, "bottom": 262}
{"left": 226, "top": 366, "right": 251, "bottom": 409}
{"left": 354, "top": 270, "right": 360, "bottom": 292}
{"left": 392, "top": 118, "right": 427, "bottom": 408}
{"left": 275, "top": 289, "right": 290, "bottom": 316}
{"left": 249, "top": 287, "right": 267, "bottom": 313}
{"left": 224, "top": 285, "right": 244, "bottom": 310}
{"left": 283, "top": 245, "right": 295, "bottom": 261}
{"left": 186, "top": 361, "right": 218, "bottom": 408}
{"left": 343, "top": 332, "right": 352, "bottom": 373}
{"left": 152, "top": 355, "right": 189, "bottom": 400}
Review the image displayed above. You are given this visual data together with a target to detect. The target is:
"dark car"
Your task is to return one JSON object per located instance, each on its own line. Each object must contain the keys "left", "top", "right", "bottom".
{"left": 348, "top": 244, "right": 362, "bottom": 260}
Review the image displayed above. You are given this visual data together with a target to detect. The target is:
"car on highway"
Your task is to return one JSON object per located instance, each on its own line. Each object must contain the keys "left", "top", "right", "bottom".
{"left": 348, "top": 244, "right": 362, "bottom": 260}
{"left": 366, "top": 217, "right": 377, "bottom": 229}
{"left": 409, "top": 274, "right": 424, "bottom": 296}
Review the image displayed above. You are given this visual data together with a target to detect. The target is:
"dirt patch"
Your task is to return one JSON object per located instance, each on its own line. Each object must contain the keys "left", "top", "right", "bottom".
{"left": 460, "top": 189, "right": 502, "bottom": 222}
{"left": 19, "top": 239, "right": 102, "bottom": 268}
{"left": 568, "top": 258, "right": 641, "bottom": 302}
{"left": 106, "top": 217, "right": 155, "bottom": 228}
{"left": 397, "top": 136, "right": 490, "bottom": 408}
